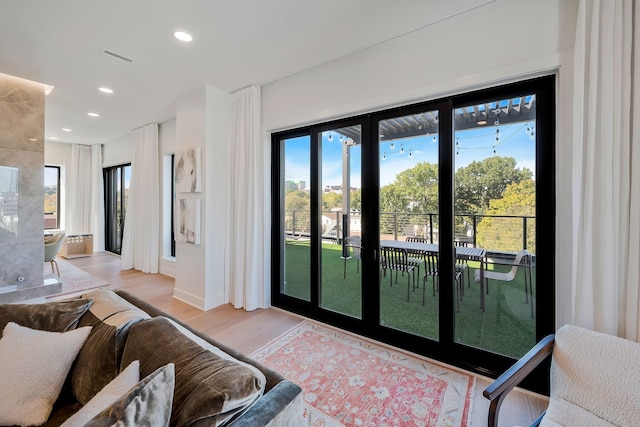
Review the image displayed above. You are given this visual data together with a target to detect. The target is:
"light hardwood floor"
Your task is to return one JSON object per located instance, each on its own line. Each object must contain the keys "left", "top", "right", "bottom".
{"left": 65, "top": 252, "right": 547, "bottom": 426}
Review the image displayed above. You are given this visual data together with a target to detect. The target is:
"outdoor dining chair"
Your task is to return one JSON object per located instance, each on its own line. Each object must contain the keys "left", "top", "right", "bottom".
{"left": 343, "top": 235, "right": 361, "bottom": 279}
{"left": 424, "top": 250, "right": 463, "bottom": 310}
{"left": 380, "top": 246, "right": 416, "bottom": 303}
{"left": 474, "top": 249, "right": 534, "bottom": 317}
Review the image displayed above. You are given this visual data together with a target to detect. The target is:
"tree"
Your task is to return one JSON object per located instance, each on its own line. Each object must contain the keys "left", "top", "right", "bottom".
{"left": 285, "top": 190, "right": 309, "bottom": 212}
{"left": 454, "top": 156, "right": 532, "bottom": 214}
{"left": 394, "top": 162, "right": 439, "bottom": 214}
{"left": 350, "top": 189, "right": 361, "bottom": 211}
{"left": 322, "top": 192, "right": 342, "bottom": 211}
{"left": 476, "top": 179, "right": 536, "bottom": 252}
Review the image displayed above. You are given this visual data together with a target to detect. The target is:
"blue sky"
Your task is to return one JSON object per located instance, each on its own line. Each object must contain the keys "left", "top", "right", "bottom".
{"left": 284, "top": 121, "right": 535, "bottom": 188}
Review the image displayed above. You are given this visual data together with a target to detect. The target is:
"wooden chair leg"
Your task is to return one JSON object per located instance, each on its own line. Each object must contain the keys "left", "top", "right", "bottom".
{"left": 52, "top": 259, "right": 60, "bottom": 277}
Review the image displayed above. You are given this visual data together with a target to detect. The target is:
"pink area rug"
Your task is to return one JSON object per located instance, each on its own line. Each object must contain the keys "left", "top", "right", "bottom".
{"left": 250, "top": 320, "right": 475, "bottom": 427}
{"left": 44, "top": 258, "right": 110, "bottom": 298}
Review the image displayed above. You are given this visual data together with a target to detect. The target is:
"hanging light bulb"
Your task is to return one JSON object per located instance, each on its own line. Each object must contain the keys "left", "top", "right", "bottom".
{"left": 339, "top": 134, "right": 343, "bottom": 142}
{"left": 408, "top": 149, "right": 413, "bottom": 158}
{"left": 328, "top": 132, "right": 333, "bottom": 142}
{"left": 432, "top": 136, "right": 437, "bottom": 143}
{"left": 382, "top": 152, "right": 387, "bottom": 161}
{"left": 493, "top": 146, "right": 496, "bottom": 154}
{"left": 400, "top": 144, "right": 404, "bottom": 154}
{"left": 390, "top": 142, "right": 395, "bottom": 150}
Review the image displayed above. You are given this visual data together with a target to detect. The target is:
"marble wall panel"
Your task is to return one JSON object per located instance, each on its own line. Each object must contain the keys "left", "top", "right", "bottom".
{"left": 0, "top": 73, "right": 48, "bottom": 297}
{"left": 0, "top": 73, "right": 44, "bottom": 152}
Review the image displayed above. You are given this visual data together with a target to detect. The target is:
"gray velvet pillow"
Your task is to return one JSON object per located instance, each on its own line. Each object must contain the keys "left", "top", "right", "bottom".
{"left": 121, "top": 316, "right": 266, "bottom": 427}
{"left": 71, "top": 288, "right": 150, "bottom": 404}
{"left": 0, "top": 298, "right": 94, "bottom": 335}
{"left": 84, "top": 363, "right": 174, "bottom": 427}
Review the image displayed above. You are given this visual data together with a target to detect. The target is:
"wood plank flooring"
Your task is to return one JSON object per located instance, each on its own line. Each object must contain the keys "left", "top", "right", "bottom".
{"left": 65, "top": 252, "right": 548, "bottom": 426}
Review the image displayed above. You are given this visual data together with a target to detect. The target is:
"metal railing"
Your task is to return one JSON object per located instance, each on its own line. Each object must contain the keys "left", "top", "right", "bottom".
{"left": 284, "top": 210, "right": 535, "bottom": 253}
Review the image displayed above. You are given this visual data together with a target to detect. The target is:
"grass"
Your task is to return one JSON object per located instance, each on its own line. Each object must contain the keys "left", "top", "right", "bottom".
{"left": 284, "top": 239, "right": 536, "bottom": 358}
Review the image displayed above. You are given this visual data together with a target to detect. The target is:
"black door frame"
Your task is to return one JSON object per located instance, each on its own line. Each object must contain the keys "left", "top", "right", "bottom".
{"left": 271, "top": 75, "right": 555, "bottom": 393}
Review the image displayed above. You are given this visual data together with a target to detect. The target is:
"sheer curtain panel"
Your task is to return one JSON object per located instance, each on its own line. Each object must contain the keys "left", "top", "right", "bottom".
{"left": 68, "top": 144, "right": 92, "bottom": 234}
{"left": 121, "top": 123, "right": 160, "bottom": 273}
{"left": 224, "top": 85, "right": 266, "bottom": 310}
{"left": 571, "top": 0, "right": 640, "bottom": 339}
{"left": 90, "top": 144, "right": 105, "bottom": 252}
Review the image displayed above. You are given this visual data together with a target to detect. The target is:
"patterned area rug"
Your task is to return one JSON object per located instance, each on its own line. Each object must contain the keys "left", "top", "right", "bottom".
{"left": 250, "top": 320, "right": 475, "bottom": 427}
{"left": 44, "top": 258, "right": 110, "bottom": 298}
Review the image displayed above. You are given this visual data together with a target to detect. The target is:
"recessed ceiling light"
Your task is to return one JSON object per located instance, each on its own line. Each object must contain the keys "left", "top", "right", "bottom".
{"left": 174, "top": 31, "right": 193, "bottom": 42}
{"left": 49, "top": 136, "right": 58, "bottom": 140}
{"left": 62, "top": 128, "right": 72, "bottom": 132}
{"left": 477, "top": 120, "right": 487, "bottom": 125}
{"left": 99, "top": 87, "right": 113, "bottom": 94}
{"left": 88, "top": 112, "right": 100, "bottom": 117}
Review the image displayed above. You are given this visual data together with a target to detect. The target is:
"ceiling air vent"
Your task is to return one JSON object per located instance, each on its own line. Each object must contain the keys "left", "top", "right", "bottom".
{"left": 102, "top": 49, "right": 133, "bottom": 63}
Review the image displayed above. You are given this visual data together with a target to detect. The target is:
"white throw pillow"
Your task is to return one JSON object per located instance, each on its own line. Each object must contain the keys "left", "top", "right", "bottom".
{"left": 0, "top": 322, "right": 92, "bottom": 426}
{"left": 61, "top": 360, "right": 140, "bottom": 427}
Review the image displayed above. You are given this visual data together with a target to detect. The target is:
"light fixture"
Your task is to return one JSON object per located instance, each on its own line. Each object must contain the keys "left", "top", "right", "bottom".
{"left": 62, "top": 128, "right": 72, "bottom": 132}
{"left": 408, "top": 149, "right": 413, "bottom": 158}
{"left": 99, "top": 87, "right": 113, "bottom": 94}
{"left": 174, "top": 31, "right": 193, "bottom": 42}
{"left": 400, "top": 144, "right": 404, "bottom": 154}
{"left": 477, "top": 120, "right": 487, "bottom": 125}
{"left": 88, "top": 112, "right": 100, "bottom": 117}
{"left": 390, "top": 142, "right": 395, "bottom": 150}
{"left": 49, "top": 136, "right": 58, "bottom": 140}
{"left": 29, "top": 138, "right": 37, "bottom": 141}
{"left": 382, "top": 152, "right": 387, "bottom": 161}
{"left": 328, "top": 132, "right": 333, "bottom": 142}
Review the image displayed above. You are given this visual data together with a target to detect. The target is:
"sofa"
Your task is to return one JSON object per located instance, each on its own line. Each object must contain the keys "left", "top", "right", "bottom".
{"left": 0, "top": 288, "right": 304, "bottom": 426}
{"left": 484, "top": 324, "right": 640, "bottom": 427}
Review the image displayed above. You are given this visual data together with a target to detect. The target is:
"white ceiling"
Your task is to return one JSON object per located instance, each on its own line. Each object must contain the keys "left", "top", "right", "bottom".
{"left": 0, "top": 0, "right": 494, "bottom": 145}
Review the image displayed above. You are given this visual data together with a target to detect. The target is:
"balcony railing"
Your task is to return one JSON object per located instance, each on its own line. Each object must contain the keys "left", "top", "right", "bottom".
{"left": 284, "top": 210, "right": 535, "bottom": 254}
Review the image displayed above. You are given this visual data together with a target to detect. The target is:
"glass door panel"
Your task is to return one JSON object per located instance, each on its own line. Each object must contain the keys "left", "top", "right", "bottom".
{"left": 319, "top": 126, "right": 362, "bottom": 318}
{"left": 453, "top": 96, "right": 537, "bottom": 358}
{"left": 378, "top": 111, "right": 440, "bottom": 340}
{"left": 283, "top": 135, "right": 311, "bottom": 301}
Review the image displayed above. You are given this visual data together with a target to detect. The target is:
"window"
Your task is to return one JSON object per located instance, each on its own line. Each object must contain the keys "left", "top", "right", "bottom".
{"left": 171, "top": 154, "right": 176, "bottom": 257}
{"left": 103, "top": 164, "right": 131, "bottom": 255}
{"left": 44, "top": 166, "right": 60, "bottom": 229}
{"left": 271, "top": 76, "right": 555, "bottom": 393}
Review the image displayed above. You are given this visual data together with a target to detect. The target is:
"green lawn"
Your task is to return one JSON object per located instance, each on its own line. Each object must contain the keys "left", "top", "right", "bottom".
{"left": 284, "top": 239, "right": 536, "bottom": 358}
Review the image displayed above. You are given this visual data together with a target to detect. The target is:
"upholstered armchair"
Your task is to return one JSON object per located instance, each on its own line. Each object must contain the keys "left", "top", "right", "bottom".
{"left": 44, "top": 232, "right": 65, "bottom": 276}
{"left": 484, "top": 324, "right": 640, "bottom": 426}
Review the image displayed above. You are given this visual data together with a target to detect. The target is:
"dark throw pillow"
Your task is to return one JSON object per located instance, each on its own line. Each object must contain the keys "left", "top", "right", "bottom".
{"left": 71, "top": 288, "right": 150, "bottom": 404}
{"left": 0, "top": 298, "right": 94, "bottom": 335}
{"left": 121, "top": 316, "right": 266, "bottom": 426}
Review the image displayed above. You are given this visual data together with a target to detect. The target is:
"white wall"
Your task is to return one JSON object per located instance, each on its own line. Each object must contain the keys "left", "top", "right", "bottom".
{"left": 102, "top": 134, "right": 133, "bottom": 167}
{"left": 262, "top": 0, "right": 579, "bottom": 326}
{"left": 173, "top": 85, "right": 230, "bottom": 310}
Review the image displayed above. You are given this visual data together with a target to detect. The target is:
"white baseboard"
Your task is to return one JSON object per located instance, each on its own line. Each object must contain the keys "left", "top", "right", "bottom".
{"left": 173, "top": 288, "right": 206, "bottom": 310}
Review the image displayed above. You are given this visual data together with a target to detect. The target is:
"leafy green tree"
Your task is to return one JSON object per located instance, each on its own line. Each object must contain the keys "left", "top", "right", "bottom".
{"left": 322, "top": 192, "right": 342, "bottom": 211}
{"left": 476, "top": 179, "right": 536, "bottom": 252}
{"left": 394, "top": 162, "right": 439, "bottom": 214}
{"left": 285, "top": 190, "right": 309, "bottom": 212}
{"left": 350, "top": 189, "right": 361, "bottom": 211}
{"left": 454, "top": 156, "right": 532, "bottom": 214}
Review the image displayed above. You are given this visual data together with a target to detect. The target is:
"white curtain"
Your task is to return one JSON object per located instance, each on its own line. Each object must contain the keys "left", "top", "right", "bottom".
{"left": 571, "top": 0, "right": 640, "bottom": 340}
{"left": 121, "top": 123, "right": 160, "bottom": 273}
{"left": 90, "top": 145, "right": 105, "bottom": 252}
{"left": 224, "top": 85, "right": 266, "bottom": 310}
{"left": 68, "top": 144, "right": 92, "bottom": 234}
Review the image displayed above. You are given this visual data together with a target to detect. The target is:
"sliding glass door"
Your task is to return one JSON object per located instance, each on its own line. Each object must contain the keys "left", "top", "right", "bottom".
{"left": 104, "top": 164, "right": 131, "bottom": 255}
{"left": 272, "top": 76, "right": 555, "bottom": 391}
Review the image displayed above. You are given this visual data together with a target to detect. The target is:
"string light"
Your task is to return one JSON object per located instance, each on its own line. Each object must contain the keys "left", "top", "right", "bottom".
{"left": 382, "top": 152, "right": 387, "bottom": 161}
{"left": 408, "top": 149, "right": 413, "bottom": 158}
{"left": 390, "top": 142, "right": 395, "bottom": 150}
{"left": 328, "top": 132, "right": 333, "bottom": 142}
{"left": 400, "top": 144, "right": 404, "bottom": 154}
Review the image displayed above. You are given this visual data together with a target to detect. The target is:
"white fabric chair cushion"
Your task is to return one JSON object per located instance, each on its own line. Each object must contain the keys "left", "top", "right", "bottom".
{"left": 0, "top": 322, "right": 92, "bottom": 426}
{"left": 541, "top": 324, "right": 640, "bottom": 426}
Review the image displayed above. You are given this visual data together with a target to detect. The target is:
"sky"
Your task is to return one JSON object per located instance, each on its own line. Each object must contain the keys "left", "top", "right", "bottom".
{"left": 284, "top": 120, "right": 536, "bottom": 189}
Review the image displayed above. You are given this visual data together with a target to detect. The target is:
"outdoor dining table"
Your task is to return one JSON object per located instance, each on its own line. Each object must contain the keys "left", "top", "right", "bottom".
{"left": 380, "top": 240, "right": 488, "bottom": 311}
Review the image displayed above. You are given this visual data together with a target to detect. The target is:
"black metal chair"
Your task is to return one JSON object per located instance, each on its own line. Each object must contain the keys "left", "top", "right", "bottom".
{"left": 342, "top": 235, "right": 361, "bottom": 279}
{"left": 380, "top": 246, "right": 416, "bottom": 302}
